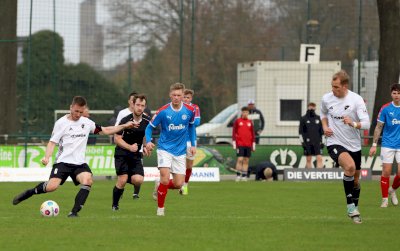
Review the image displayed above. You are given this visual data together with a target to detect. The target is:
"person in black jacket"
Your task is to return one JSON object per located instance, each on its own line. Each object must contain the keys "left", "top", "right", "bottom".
{"left": 247, "top": 161, "right": 278, "bottom": 181}
{"left": 247, "top": 100, "right": 265, "bottom": 144}
{"left": 299, "top": 102, "right": 324, "bottom": 168}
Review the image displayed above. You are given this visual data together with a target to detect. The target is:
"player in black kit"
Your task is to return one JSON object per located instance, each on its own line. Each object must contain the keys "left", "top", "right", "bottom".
{"left": 112, "top": 94, "right": 151, "bottom": 211}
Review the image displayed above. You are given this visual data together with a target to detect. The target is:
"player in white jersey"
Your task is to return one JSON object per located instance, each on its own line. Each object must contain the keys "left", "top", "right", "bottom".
{"left": 369, "top": 83, "right": 400, "bottom": 208}
{"left": 12, "top": 96, "right": 136, "bottom": 217}
{"left": 320, "top": 70, "right": 370, "bottom": 224}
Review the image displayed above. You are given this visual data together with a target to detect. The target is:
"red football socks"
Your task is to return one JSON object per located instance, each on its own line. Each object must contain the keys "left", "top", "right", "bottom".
{"left": 185, "top": 168, "right": 192, "bottom": 183}
{"left": 392, "top": 175, "right": 400, "bottom": 190}
{"left": 157, "top": 183, "right": 168, "bottom": 208}
{"left": 167, "top": 179, "right": 178, "bottom": 189}
{"left": 381, "top": 176, "right": 390, "bottom": 198}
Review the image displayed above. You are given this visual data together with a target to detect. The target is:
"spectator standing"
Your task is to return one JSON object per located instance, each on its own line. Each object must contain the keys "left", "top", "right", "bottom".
{"left": 299, "top": 102, "right": 324, "bottom": 168}
{"left": 247, "top": 99, "right": 265, "bottom": 144}
{"left": 232, "top": 106, "right": 255, "bottom": 182}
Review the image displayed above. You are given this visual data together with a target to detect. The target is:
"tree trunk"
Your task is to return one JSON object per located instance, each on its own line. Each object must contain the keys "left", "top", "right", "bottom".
{"left": 0, "top": 0, "right": 18, "bottom": 134}
{"left": 373, "top": 0, "right": 400, "bottom": 131}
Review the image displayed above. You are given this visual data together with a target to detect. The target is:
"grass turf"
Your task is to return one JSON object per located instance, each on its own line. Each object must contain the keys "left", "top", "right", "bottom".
{"left": 1, "top": 180, "right": 399, "bottom": 251}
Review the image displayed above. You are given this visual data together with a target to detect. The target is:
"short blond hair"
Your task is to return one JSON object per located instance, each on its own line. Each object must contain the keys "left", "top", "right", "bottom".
{"left": 170, "top": 82, "right": 185, "bottom": 92}
{"left": 332, "top": 70, "right": 350, "bottom": 85}
{"left": 263, "top": 168, "right": 273, "bottom": 178}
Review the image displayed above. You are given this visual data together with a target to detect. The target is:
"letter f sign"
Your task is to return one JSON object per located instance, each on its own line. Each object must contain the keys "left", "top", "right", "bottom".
{"left": 300, "top": 44, "right": 320, "bottom": 64}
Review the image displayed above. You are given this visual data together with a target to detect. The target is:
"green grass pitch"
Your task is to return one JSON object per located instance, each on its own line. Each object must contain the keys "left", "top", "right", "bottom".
{"left": 1, "top": 180, "right": 399, "bottom": 251}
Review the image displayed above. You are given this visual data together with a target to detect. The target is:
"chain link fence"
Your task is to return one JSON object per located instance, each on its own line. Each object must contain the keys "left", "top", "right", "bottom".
{"left": 1, "top": 0, "right": 380, "bottom": 143}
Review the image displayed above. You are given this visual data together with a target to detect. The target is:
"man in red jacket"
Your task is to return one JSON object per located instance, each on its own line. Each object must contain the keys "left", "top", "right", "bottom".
{"left": 232, "top": 106, "right": 256, "bottom": 181}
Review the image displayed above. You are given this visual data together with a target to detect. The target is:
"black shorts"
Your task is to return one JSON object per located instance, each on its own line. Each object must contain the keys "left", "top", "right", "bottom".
{"left": 303, "top": 143, "right": 323, "bottom": 156}
{"left": 236, "top": 147, "right": 252, "bottom": 158}
{"left": 49, "top": 162, "right": 92, "bottom": 186}
{"left": 114, "top": 154, "right": 144, "bottom": 181}
{"left": 327, "top": 145, "right": 361, "bottom": 170}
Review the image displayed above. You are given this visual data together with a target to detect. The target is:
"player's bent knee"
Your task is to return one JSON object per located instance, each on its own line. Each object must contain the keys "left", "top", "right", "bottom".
{"left": 344, "top": 168, "right": 356, "bottom": 176}
{"left": 81, "top": 177, "right": 93, "bottom": 186}
{"left": 117, "top": 175, "right": 128, "bottom": 187}
{"left": 45, "top": 183, "right": 58, "bottom": 192}
{"left": 116, "top": 181, "right": 127, "bottom": 188}
{"left": 131, "top": 177, "right": 144, "bottom": 185}
{"left": 174, "top": 180, "right": 184, "bottom": 188}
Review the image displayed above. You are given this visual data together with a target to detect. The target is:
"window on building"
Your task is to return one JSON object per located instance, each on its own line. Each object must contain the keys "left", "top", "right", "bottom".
{"left": 280, "top": 100, "right": 302, "bottom": 121}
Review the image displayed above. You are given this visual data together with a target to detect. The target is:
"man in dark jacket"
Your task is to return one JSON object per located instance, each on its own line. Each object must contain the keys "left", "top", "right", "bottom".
{"left": 247, "top": 161, "right": 278, "bottom": 181}
{"left": 247, "top": 100, "right": 265, "bottom": 144}
{"left": 299, "top": 102, "right": 324, "bottom": 168}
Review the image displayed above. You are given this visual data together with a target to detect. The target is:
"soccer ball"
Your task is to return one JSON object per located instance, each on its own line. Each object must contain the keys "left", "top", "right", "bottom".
{"left": 40, "top": 200, "right": 60, "bottom": 217}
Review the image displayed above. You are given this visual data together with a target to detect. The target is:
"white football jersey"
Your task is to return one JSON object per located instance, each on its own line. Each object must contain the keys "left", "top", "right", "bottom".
{"left": 115, "top": 108, "right": 131, "bottom": 126}
{"left": 320, "top": 90, "right": 369, "bottom": 151}
{"left": 50, "top": 115, "right": 96, "bottom": 164}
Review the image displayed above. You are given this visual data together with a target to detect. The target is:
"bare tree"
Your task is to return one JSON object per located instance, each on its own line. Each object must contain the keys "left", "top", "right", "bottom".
{"left": 0, "top": 0, "right": 18, "bottom": 134}
{"left": 270, "top": 0, "right": 379, "bottom": 67}
{"left": 372, "top": 0, "right": 400, "bottom": 129}
{"left": 103, "top": 0, "right": 182, "bottom": 60}
{"left": 103, "top": 0, "right": 276, "bottom": 120}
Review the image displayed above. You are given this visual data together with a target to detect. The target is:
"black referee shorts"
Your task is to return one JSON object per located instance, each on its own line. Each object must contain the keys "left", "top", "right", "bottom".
{"left": 114, "top": 154, "right": 144, "bottom": 181}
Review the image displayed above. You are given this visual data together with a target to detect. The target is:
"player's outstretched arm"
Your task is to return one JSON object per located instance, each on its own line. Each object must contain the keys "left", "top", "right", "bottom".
{"left": 99, "top": 121, "right": 136, "bottom": 135}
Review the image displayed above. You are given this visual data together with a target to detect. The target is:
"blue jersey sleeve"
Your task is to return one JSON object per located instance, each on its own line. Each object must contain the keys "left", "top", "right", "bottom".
{"left": 378, "top": 107, "right": 387, "bottom": 123}
{"left": 145, "top": 109, "right": 163, "bottom": 143}
{"left": 194, "top": 117, "right": 201, "bottom": 127}
{"left": 188, "top": 123, "right": 196, "bottom": 146}
{"left": 145, "top": 124, "right": 154, "bottom": 143}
